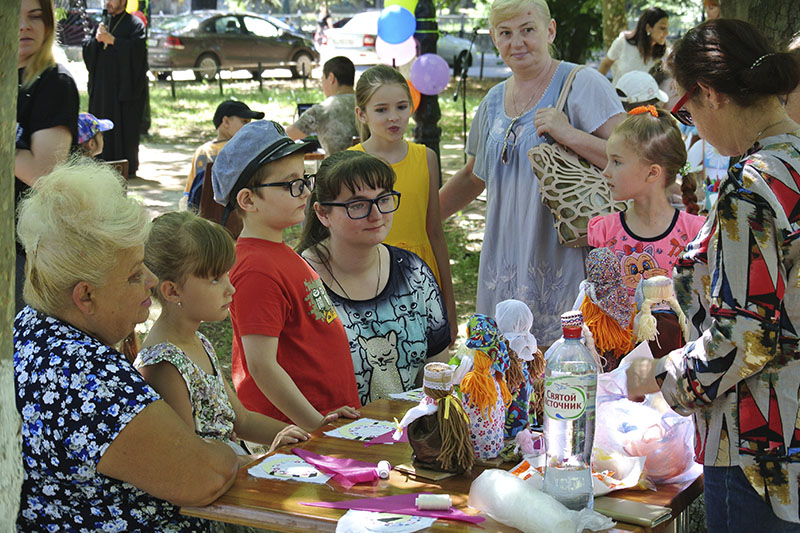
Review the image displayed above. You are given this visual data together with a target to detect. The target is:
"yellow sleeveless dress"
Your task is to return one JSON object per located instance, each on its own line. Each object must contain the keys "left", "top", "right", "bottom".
{"left": 349, "top": 141, "right": 440, "bottom": 283}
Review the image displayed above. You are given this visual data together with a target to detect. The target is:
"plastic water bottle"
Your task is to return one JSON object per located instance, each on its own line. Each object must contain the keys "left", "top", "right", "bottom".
{"left": 543, "top": 311, "right": 598, "bottom": 511}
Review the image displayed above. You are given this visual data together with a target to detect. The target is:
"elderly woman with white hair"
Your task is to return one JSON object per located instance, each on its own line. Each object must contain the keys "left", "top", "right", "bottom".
{"left": 14, "top": 159, "right": 239, "bottom": 531}
{"left": 439, "top": 0, "right": 625, "bottom": 344}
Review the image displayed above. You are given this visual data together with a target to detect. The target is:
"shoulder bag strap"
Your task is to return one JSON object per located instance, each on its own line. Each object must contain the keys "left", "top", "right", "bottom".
{"left": 554, "top": 64, "right": 585, "bottom": 114}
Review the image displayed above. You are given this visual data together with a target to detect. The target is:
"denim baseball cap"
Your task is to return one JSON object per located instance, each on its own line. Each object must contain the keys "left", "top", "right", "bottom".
{"left": 212, "top": 120, "right": 315, "bottom": 208}
{"left": 78, "top": 113, "right": 114, "bottom": 144}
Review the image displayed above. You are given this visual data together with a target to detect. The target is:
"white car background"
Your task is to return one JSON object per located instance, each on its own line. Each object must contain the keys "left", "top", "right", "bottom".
{"left": 318, "top": 11, "right": 479, "bottom": 71}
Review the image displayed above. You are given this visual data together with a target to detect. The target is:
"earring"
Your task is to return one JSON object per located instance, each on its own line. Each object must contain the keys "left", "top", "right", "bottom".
{"left": 177, "top": 301, "right": 182, "bottom": 307}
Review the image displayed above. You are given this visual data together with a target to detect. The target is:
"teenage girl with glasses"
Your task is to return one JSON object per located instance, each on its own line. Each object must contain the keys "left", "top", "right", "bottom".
{"left": 587, "top": 106, "right": 705, "bottom": 301}
{"left": 349, "top": 64, "right": 457, "bottom": 344}
{"left": 136, "top": 211, "right": 311, "bottom": 456}
{"left": 297, "top": 151, "right": 452, "bottom": 405}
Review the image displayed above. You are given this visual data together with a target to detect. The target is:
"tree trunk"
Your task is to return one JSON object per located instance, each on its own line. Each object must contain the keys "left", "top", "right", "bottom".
{"left": 413, "top": 0, "right": 442, "bottom": 184}
{"left": 0, "top": 2, "right": 23, "bottom": 529}
{"left": 602, "top": 0, "right": 627, "bottom": 50}
{"left": 721, "top": 0, "right": 799, "bottom": 48}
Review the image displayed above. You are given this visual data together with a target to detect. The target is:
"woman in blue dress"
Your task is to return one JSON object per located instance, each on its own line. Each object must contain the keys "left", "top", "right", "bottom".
{"left": 439, "top": 0, "right": 625, "bottom": 344}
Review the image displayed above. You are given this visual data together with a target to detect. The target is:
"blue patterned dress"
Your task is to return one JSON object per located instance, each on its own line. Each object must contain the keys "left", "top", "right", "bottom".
{"left": 14, "top": 306, "right": 207, "bottom": 532}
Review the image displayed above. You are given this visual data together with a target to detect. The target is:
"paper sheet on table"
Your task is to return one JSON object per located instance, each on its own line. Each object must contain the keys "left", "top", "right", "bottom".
{"left": 325, "top": 418, "right": 398, "bottom": 441}
{"left": 248, "top": 453, "right": 332, "bottom": 484}
{"left": 301, "top": 493, "right": 485, "bottom": 524}
{"left": 388, "top": 388, "right": 425, "bottom": 402}
{"left": 336, "top": 510, "right": 436, "bottom": 533}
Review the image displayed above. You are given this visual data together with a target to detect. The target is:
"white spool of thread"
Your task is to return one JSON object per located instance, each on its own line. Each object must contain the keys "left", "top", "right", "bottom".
{"left": 376, "top": 460, "right": 391, "bottom": 479}
{"left": 415, "top": 494, "right": 452, "bottom": 510}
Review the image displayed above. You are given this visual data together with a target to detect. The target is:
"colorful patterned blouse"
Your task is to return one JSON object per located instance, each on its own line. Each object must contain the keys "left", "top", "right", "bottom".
{"left": 135, "top": 333, "right": 237, "bottom": 442}
{"left": 14, "top": 306, "right": 206, "bottom": 531}
{"left": 656, "top": 131, "right": 800, "bottom": 523}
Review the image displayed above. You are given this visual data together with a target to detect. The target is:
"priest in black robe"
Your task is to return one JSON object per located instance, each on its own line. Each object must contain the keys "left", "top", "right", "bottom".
{"left": 83, "top": 0, "right": 148, "bottom": 179}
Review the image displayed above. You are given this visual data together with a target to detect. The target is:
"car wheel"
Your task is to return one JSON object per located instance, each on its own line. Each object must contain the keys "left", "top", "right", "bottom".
{"left": 453, "top": 49, "right": 473, "bottom": 75}
{"left": 291, "top": 52, "right": 314, "bottom": 79}
{"left": 194, "top": 53, "right": 220, "bottom": 81}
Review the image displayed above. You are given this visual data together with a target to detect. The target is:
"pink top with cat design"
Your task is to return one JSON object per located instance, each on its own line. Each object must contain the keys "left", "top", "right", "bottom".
{"left": 587, "top": 209, "right": 705, "bottom": 300}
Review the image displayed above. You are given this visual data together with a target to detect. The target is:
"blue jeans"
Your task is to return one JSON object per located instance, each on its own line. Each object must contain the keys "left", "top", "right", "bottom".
{"left": 704, "top": 465, "right": 800, "bottom": 532}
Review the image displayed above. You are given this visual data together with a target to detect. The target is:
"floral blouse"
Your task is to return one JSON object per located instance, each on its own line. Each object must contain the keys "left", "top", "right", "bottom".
{"left": 13, "top": 306, "right": 206, "bottom": 532}
{"left": 657, "top": 132, "right": 800, "bottom": 523}
{"left": 135, "top": 333, "right": 236, "bottom": 441}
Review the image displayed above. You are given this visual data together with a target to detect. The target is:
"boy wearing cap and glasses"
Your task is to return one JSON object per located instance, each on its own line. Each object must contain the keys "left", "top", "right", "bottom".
{"left": 211, "top": 120, "right": 361, "bottom": 434}
{"left": 77, "top": 113, "right": 114, "bottom": 158}
{"left": 182, "top": 100, "right": 265, "bottom": 210}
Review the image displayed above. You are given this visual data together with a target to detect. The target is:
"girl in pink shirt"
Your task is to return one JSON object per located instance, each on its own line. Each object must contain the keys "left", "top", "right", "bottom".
{"left": 588, "top": 106, "right": 705, "bottom": 300}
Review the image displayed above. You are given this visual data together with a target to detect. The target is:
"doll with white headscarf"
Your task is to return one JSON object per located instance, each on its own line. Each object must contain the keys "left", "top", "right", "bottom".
{"left": 495, "top": 299, "right": 543, "bottom": 437}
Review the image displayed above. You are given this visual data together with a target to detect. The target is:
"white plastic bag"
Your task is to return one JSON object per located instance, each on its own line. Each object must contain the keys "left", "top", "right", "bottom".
{"left": 594, "top": 343, "right": 696, "bottom": 486}
{"left": 468, "top": 469, "right": 615, "bottom": 533}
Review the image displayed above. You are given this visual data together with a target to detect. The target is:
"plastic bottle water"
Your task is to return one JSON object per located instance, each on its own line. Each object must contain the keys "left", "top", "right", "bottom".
{"left": 543, "top": 311, "right": 598, "bottom": 511}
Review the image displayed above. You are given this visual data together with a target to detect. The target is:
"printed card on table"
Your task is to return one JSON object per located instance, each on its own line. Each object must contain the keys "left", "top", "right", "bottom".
{"left": 324, "top": 418, "right": 398, "bottom": 442}
{"left": 248, "top": 453, "right": 332, "bottom": 484}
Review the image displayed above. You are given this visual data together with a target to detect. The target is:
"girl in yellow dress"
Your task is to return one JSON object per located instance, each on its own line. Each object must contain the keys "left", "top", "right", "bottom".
{"left": 350, "top": 64, "right": 456, "bottom": 343}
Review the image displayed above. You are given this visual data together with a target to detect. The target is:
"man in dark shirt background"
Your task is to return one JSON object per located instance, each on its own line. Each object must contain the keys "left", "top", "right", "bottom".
{"left": 83, "top": 0, "right": 148, "bottom": 179}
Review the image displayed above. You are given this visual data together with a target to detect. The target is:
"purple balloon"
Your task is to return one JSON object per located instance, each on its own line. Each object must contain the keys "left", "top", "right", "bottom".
{"left": 409, "top": 53, "right": 450, "bottom": 95}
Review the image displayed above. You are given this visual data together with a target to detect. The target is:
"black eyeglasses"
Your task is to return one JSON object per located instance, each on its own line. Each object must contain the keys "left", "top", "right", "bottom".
{"left": 251, "top": 174, "right": 315, "bottom": 197}
{"left": 671, "top": 85, "right": 697, "bottom": 126}
{"left": 501, "top": 117, "right": 519, "bottom": 165}
{"left": 319, "top": 191, "right": 401, "bottom": 220}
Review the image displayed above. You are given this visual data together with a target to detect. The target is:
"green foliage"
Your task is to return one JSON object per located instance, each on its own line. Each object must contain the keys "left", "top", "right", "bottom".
{"left": 549, "top": 0, "right": 603, "bottom": 62}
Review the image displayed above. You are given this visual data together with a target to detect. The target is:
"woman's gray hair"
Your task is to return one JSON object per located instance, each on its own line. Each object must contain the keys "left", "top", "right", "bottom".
{"left": 489, "top": 0, "right": 550, "bottom": 29}
{"left": 16, "top": 157, "right": 151, "bottom": 315}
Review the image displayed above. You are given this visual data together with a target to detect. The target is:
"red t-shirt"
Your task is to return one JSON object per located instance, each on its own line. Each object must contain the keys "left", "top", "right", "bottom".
{"left": 230, "top": 238, "right": 360, "bottom": 423}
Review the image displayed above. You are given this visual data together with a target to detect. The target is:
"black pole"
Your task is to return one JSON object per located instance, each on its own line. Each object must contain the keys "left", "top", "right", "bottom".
{"left": 413, "top": 0, "right": 441, "bottom": 185}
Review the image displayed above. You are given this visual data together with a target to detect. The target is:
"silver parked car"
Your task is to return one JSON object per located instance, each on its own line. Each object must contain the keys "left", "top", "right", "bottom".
{"left": 318, "top": 11, "right": 479, "bottom": 71}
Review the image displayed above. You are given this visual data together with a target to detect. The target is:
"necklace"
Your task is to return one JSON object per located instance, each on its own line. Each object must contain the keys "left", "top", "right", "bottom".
{"left": 753, "top": 116, "right": 792, "bottom": 146}
{"left": 326, "top": 246, "right": 382, "bottom": 300}
{"left": 509, "top": 60, "right": 556, "bottom": 118}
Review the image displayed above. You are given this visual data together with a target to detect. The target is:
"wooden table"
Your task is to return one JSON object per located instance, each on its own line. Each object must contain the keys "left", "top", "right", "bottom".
{"left": 182, "top": 399, "right": 702, "bottom": 532}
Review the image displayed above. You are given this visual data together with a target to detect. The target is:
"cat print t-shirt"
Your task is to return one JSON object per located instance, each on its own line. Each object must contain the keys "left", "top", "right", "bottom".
{"left": 587, "top": 209, "right": 705, "bottom": 301}
{"left": 323, "top": 245, "right": 451, "bottom": 405}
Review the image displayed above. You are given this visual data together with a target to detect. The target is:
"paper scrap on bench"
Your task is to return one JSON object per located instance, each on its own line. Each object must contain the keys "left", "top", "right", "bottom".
{"left": 248, "top": 453, "right": 332, "bottom": 484}
{"left": 388, "top": 388, "right": 425, "bottom": 402}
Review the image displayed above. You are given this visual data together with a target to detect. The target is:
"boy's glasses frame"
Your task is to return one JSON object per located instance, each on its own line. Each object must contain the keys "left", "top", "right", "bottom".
{"left": 319, "top": 191, "right": 402, "bottom": 220}
{"left": 250, "top": 174, "right": 315, "bottom": 197}
{"left": 671, "top": 85, "right": 698, "bottom": 126}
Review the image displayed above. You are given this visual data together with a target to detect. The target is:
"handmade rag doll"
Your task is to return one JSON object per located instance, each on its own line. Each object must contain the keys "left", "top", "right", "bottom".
{"left": 395, "top": 362, "right": 474, "bottom": 473}
{"left": 578, "top": 247, "right": 635, "bottom": 371}
{"left": 494, "top": 299, "right": 542, "bottom": 438}
{"left": 460, "top": 314, "right": 512, "bottom": 459}
{"left": 633, "top": 276, "right": 689, "bottom": 358}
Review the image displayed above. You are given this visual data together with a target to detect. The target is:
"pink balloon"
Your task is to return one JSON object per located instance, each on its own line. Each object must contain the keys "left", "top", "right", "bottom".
{"left": 409, "top": 53, "right": 450, "bottom": 95}
{"left": 375, "top": 36, "right": 417, "bottom": 67}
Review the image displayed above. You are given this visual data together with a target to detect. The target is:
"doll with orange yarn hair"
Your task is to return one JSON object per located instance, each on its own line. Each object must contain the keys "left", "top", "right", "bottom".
{"left": 587, "top": 106, "right": 705, "bottom": 304}
{"left": 577, "top": 247, "right": 635, "bottom": 371}
{"left": 459, "top": 314, "right": 512, "bottom": 460}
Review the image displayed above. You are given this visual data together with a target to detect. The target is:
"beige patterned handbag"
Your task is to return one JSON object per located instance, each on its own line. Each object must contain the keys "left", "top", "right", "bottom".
{"left": 528, "top": 65, "right": 626, "bottom": 247}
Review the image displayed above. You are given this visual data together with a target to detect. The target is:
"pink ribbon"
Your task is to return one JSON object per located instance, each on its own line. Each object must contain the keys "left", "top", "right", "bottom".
{"left": 291, "top": 448, "right": 380, "bottom": 489}
{"left": 300, "top": 492, "right": 485, "bottom": 524}
{"left": 364, "top": 428, "right": 408, "bottom": 447}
